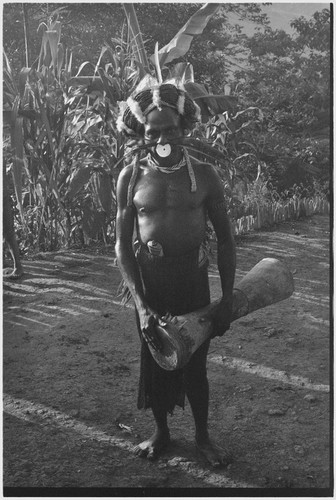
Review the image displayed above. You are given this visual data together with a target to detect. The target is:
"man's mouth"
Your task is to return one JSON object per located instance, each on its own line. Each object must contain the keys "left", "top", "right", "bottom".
{"left": 148, "top": 142, "right": 184, "bottom": 167}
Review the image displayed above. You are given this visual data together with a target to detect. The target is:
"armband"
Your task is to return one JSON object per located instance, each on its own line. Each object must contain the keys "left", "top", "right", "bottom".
{"left": 208, "top": 199, "right": 227, "bottom": 214}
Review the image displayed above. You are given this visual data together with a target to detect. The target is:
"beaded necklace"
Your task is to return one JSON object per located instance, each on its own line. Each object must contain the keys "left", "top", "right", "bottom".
{"left": 147, "top": 153, "right": 186, "bottom": 174}
{"left": 126, "top": 147, "right": 197, "bottom": 207}
{"left": 148, "top": 147, "right": 197, "bottom": 189}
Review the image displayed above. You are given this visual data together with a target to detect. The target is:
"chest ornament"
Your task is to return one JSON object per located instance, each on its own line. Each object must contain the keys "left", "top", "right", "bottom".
{"left": 148, "top": 147, "right": 197, "bottom": 190}
{"left": 127, "top": 148, "right": 197, "bottom": 207}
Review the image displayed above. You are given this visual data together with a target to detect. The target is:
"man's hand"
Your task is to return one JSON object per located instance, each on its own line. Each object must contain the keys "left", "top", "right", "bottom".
{"left": 200, "top": 296, "right": 233, "bottom": 338}
{"left": 138, "top": 306, "right": 163, "bottom": 352}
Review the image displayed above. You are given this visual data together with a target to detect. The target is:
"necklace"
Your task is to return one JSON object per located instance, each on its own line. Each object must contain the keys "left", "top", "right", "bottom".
{"left": 146, "top": 147, "right": 197, "bottom": 193}
{"left": 147, "top": 153, "right": 186, "bottom": 174}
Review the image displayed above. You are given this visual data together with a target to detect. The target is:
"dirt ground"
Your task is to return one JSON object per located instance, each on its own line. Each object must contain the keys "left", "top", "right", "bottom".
{"left": 2, "top": 214, "right": 331, "bottom": 496}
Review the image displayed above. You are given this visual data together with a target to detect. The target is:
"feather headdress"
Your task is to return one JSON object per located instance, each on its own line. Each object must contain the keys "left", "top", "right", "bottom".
{"left": 116, "top": 76, "right": 201, "bottom": 137}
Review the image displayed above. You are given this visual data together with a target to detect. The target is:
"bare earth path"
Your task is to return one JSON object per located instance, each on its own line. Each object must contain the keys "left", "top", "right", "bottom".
{"left": 3, "top": 214, "right": 331, "bottom": 495}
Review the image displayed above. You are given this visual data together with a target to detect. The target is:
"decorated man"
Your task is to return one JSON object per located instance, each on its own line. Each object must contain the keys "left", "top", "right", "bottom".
{"left": 115, "top": 78, "right": 236, "bottom": 467}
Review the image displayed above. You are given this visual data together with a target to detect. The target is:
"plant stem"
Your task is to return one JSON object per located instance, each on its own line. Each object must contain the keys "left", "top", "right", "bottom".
{"left": 22, "top": 3, "right": 30, "bottom": 67}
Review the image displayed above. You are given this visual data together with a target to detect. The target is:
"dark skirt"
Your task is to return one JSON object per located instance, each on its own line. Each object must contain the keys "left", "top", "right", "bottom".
{"left": 135, "top": 244, "right": 211, "bottom": 413}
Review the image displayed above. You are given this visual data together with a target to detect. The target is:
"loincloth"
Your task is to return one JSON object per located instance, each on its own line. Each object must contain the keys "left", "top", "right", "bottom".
{"left": 135, "top": 243, "right": 210, "bottom": 413}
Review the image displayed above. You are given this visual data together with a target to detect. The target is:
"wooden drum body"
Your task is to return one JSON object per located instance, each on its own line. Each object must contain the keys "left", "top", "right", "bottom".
{"left": 151, "top": 258, "right": 294, "bottom": 371}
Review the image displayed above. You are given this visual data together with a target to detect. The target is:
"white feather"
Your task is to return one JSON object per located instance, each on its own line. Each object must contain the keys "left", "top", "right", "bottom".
{"left": 116, "top": 116, "right": 134, "bottom": 135}
{"left": 165, "top": 78, "right": 185, "bottom": 91}
{"left": 152, "top": 87, "right": 162, "bottom": 110}
{"left": 127, "top": 97, "right": 146, "bottom": 124}
{"left": 177, "top": 93, "right": 185, "bottom": 115}
{"left": 154, "top": 42, "right": 163, "bottom": 84}
{"left": 134, "top": 75, "right": 159, "bottom": 93}
{"left": 194, "top": 102, "right": 202, "bottom": 122}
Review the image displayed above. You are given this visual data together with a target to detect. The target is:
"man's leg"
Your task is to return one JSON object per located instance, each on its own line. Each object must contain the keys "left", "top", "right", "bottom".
{"left": 184, "top": 340, "right": 232, "bottom": 467}
{"left": 134, "top": 312, "right": 171, "bottom": 460}
{"left": 134, "top": 404, "right": 170, "bottom": 460}
{"left": 3, "top": 178, "right": 23, "bottom": 279}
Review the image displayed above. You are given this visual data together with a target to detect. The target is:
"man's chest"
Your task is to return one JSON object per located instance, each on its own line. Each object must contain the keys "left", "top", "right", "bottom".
{"left": 133, "top": 170, "right": 205, "bottom": 212}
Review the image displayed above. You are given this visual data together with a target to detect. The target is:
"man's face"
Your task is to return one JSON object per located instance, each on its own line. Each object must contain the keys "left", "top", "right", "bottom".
{"left": 144, "top": 107, "right": 184, "bottom": 167}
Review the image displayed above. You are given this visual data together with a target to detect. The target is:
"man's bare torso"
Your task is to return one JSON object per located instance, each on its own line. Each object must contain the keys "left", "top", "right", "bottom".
{"left": 132, "top": 162, "right": 209, "bottom": 256}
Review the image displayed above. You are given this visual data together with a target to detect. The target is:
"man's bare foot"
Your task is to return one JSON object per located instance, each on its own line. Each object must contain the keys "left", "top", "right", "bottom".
{"left": 196, "top": 436, "right": 233, "bottom": 468}
{"left": 134, "top": 429, "right": 170, "bottom": 460}
{"left": 3, "top": 268, "right": 24, "bottom": 280}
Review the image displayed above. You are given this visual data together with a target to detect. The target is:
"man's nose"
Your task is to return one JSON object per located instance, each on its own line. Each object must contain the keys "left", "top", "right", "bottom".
{"left": 157, "top": 132, "right": 169, "bottom": 144}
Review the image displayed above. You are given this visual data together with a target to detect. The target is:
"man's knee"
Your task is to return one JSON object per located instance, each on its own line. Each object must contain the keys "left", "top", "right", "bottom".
{"left": 184, "top": 342, "right": 209, "bottom": 385}
{"left": 185, "top": 366, "right": 207, "bottom": 391}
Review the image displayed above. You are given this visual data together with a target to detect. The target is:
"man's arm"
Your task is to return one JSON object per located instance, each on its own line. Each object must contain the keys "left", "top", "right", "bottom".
{"left": 115, "top": 166, "right": 162, "bottom": 351}
{"left": 205, "top": 166, "right": 236, "bottom": 336}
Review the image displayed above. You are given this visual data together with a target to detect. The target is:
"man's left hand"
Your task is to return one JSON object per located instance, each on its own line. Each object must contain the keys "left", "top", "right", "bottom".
{"left": 200, "top": 296, "right": 233, "bottom": 338}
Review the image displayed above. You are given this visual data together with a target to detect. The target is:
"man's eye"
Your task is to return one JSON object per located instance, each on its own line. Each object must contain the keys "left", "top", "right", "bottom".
{"left": 146, "top": 131, "right": 159, "bottom": 139}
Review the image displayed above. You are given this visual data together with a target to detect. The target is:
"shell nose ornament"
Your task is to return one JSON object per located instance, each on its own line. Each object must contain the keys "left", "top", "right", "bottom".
{"left": 156, "top": 144, "right": 172, "bottom": 158}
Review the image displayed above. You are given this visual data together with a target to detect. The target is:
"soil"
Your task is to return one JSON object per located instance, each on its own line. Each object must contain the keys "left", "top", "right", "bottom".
{"left": 2, "top": 214, "right": 331, "bottom": 495}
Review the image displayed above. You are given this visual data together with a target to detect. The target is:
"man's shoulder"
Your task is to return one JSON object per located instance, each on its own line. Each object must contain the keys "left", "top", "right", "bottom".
{"left": 192, "top": 161, "right": 218, "bottom": 181}
{"left": 118, "top": 161, "right": 138, "bottom": 181}
{"left": 191, "top": 161, "right": 225, "bottom": 200}
{"left": 120, "top": 162, "right": 134, "bottom": 174}
{"left": 116, "top": 164, "right": 136, "bottom": 194}
{"left": 117, "top": 159, "right": 150, "bottom": 191}
{"left": 192, "top": 160, "right": 215, "bottom": 170}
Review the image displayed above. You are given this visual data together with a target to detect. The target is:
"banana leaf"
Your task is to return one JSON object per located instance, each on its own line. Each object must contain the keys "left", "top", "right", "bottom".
{"left": 65, "top": 166, "right": 93, "bottom": 200}
{"left": 38, "top": 30, "right": 51, "bottom": 68}
{"left": 92, "top": 170, "right": 113, "bottom": 214}
{"left": 185, "top": 82, "right": 237, "bottom": 121}
{"left": 82, "top": 203, "right": 105, "bottom": 240}
{"left": 151, "top": 3, "right": 221, "bottom": 66}
{"left": 46, "top": 31, "right": 59, "bottom": 71}
{"left": 57, "top": 43, "right": 64, "bottom": 79}
{"left": 162, "top": 64, "right": 237, "bottom": 121}
{"left": 166, "top": 62, "right": 195, "bottom": 83}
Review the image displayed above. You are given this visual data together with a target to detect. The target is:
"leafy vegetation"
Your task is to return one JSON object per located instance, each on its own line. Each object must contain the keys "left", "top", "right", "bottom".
{"left": 3, "top": 3, "right": 330, "bottom": 255}
{"left": 236, "top": 8, "right": 330, "bottom": 194}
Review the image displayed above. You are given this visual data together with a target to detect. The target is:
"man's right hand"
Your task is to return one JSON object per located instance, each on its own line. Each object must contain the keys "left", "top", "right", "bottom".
{"left": 138, "top": 306, "right": 163, "bottom": 352}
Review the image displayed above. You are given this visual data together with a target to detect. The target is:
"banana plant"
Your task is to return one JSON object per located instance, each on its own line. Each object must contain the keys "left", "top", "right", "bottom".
{"left": 69, "top": 2, "right": 239, "bottom": 178}
{"left": 2, "top": 3, "right": 268, "bottom": 252}
{"left": 122, "top": 2, "right": 242, "bottom": 184}
{"left": 151, "top": 3, "right": 221, "bottom": 66}
{"left": 71, "top": 3, "right": 237, "bottom": 119}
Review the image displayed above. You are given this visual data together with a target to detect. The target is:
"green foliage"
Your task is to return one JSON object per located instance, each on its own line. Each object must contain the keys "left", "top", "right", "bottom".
{"left": 3, "top": 18, "right": 130, "bottom": 250}
{"left": 153, "top": 4, "right": 221, "bottom": 66}
{"left": 235, "top": 7, "right": 330, "bottom": 193}
{"left": 291, "top": 9, "right": 331, "bottom": 52}
{"left": 3, "top": 4, "right": 330, "bottom": 255}
{"left": 3, "top": 3, "right": 268, "bottom": 90}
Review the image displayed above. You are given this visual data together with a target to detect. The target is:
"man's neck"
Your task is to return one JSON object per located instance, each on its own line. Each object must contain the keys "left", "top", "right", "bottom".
{"left": 147, "top": 152, "right": 186, "bottom": 173}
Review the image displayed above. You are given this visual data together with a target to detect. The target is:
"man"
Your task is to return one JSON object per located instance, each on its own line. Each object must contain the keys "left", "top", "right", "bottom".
{"left": 3, "top": 170, "right": 24, "bottom": 279}
{"left": 115, "top": 81, "right": 236, "bottom": 467}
